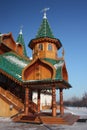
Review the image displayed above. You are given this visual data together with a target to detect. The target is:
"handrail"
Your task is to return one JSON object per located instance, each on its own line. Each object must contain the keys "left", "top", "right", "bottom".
{"left": 0, "top": 87, "right": 38, "bottom": 114}
{"left": 0, "top": 87, "right": 24, "bottom": 109}
{"left": 29, "top": 100, "right": 38, "bottom": 112}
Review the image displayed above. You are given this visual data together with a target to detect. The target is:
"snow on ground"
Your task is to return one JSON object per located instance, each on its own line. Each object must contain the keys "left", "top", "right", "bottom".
{"left": 0, "top": 117, "right": 12, "bottom": 122}
{"left": 0, "top": 121, "right": 87, "bottom": 130}
{"left": 65, "top": 107, "right": 87, "bottom": 118}
{"left": 0, "top": 107, "right": 87, "bottom": 130}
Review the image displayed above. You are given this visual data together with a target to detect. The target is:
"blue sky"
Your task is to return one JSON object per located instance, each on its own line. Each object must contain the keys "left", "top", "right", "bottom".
{"left": 0, "top": 0, "right": 87, "bottom": 100}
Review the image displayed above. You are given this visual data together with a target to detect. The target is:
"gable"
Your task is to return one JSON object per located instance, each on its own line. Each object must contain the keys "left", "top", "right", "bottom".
{"left": 22, "top": 58, "right": 56, "bottom": 81}
{"left": 2, "top": 33, "right": 16, "bottom": 51}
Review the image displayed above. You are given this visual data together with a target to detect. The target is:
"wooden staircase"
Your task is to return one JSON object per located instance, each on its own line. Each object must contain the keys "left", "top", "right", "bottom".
{"left": 12, "top": 100, "right": 39, "bottom": 123}
{"left": 29, "top": 100, "right": 38, "bottom": 114}
{"left": 0, "top": 87, "right": 39, "bottom": 118}
{"left": 0, "top": 87, "right": 24, "bottom": 111}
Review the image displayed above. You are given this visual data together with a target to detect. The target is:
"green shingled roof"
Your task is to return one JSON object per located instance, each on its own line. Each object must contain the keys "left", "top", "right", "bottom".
{"left": 0, "top": 52, "right": 30, "bottom": 81}
{"left": 36, "top": 17, "right": 54, "bottom": 38}
{"left": 16, "top": 29, "right": 27, "bottom": 56}
{"left": 0, "top": 52, "right": 64, "bottom": 82}
{"left": 43, "top": 58, "right": 64, "bottom": 80}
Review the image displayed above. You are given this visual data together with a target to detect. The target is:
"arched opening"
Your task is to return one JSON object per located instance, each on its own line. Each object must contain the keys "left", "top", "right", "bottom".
{"left": 38, "top": 44, "right": 43, "bottom": 50}
{"left": 48, "top": 44, "right": 52, "bottom": 51}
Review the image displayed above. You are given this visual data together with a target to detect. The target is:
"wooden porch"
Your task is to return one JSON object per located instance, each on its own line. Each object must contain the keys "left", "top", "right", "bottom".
{"left": 12, "top": 112, "right": 79, "bottom": 125}
{"left": 12, "top": 81, "right": 75, "bottom": 125}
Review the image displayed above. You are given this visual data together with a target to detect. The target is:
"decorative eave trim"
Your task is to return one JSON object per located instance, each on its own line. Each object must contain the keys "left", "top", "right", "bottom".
{"left": 22, "top": 79, "right": 72, "bottom": 89}
{"left": 29, "top": 37, "right": 62, "bottom": 50}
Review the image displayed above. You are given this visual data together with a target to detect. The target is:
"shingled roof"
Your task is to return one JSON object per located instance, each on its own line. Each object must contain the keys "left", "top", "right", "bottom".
{"left": 36, "top": 14, "right": 54, "bottom": 38}
{"left": 0, "top": 51, "right": 65, "bottom": 82}
{"left": 0, "top": 51, "right": 30, "bottom": 81}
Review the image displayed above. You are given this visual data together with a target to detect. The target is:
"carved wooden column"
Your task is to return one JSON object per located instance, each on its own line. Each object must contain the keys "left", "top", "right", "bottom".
{"left": 30, "top": 89, "right": 32, "bottom": 101}
{"left": 52, "top": 85, "right": 56, "bottom": 117}
{"left": 37, "top": 89, "right": 40, "bottom": 113}
{"left": 24, "top": 87, "right": 29, "bottom": 115}
{"left": 60, "top": 88, "right": 64, "bottom": 115}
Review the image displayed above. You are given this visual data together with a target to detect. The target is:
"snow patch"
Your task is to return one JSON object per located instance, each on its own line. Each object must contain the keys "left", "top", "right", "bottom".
{"left": 0, "top": 117, "right": 12, "bottom": 122}
{"left": 54, "top": 61, "right": 64, "bottom": 69}
{"left": 3, "top": 55, "right": 28, "bottom": 68}
{"left": 15, "top": 74, "right": 22, "bottom": 78}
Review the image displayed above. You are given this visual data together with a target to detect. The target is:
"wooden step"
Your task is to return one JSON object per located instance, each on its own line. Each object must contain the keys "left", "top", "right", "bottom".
{"left": 12, "top": 113, "right": 79, "bottom": 125}
{"left": 13, "top": 114, "right": 42, "bottom": 124}
{"left": 40, "top": 116, "right": 67, "bottom": 124}
{"left": 63, "top": 114, "right": 79, "bottom": 125}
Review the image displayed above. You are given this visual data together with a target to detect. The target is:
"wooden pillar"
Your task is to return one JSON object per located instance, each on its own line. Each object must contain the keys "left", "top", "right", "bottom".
{"left": 52, "top": 86, "right": 56, "bottom": 117}
{"left": 30, "top": 89, "right": 32, "bottom": 101}
{"left": 37, "top": 90, "right": 40, "bottom": 113}
{"left": 60, "top": 89, "right": 64, "bottom": 115}
{"left": 24, "top": 87, "right": 29, "bottom": 115}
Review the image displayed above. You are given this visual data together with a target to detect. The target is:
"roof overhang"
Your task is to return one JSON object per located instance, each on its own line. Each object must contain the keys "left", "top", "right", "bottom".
{"left": 0, "top": 69, "right": 71, "bottom": 90}
{"left": 29, "top": 37, "right": 62, "bottom": 50}
{"left": 22, "top": 79, "right": 72, "bottom": 90}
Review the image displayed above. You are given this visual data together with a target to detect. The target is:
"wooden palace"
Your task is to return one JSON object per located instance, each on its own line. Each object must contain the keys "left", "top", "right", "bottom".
{"left": 0, "top": 10, "right": 78, "bottom": 124}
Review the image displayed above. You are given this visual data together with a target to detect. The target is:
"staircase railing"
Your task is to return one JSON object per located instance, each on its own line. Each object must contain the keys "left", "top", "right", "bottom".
{"left": 0, "top": 87, "right": 24, "bottom": 110}
{"left": 29, "top": 100, "right": 38, "bottom": 113}
{"left": 0, "top": 87, "right": 38, "bottom": 114}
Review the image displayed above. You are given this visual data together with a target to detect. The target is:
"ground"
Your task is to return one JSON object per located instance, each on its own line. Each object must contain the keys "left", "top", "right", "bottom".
{"left": 0, "top": 107, "right": 87, "bottom": 130}
{"left": 0, "top": 121, "right": 87, "bottom": 130}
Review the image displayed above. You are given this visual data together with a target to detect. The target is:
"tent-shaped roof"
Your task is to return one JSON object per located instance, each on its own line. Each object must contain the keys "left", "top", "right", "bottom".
{"left": 36, "top": 14, "right": 54, "bottom": 38}
{"left": 16, "top": 28, "right": 27, "bottom": 56}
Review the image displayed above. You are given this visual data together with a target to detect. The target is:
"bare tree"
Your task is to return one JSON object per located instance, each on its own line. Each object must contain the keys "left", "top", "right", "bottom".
{"left": 82, "top": 92, "right": 87, "bottom": 107}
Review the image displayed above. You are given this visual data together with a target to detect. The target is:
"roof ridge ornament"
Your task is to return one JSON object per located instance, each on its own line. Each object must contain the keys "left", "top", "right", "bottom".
{"left": 41, "top": 8, "right": 50, "bottom": 19}
{"left": 19, "top": 25, "right": 23, "bottom": 35}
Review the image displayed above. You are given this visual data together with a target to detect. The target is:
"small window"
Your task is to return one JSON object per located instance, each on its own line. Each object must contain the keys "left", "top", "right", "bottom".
{"left": 38, "top": 44, "right": 43, "bottom": 50}
{"left": 48, "top": 44, "right": 52, "bottom": 51}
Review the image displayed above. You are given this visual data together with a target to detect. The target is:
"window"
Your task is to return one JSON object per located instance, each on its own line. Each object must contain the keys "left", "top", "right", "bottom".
{"left": 48, "top": 44, "right": 52, "bottom": 51}
{"left": 38, "top": 44, "right": 43, "bottom": 50}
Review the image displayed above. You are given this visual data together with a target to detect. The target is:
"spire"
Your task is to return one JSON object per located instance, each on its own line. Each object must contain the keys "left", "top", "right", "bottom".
{"left": 16, "top": 27, "right": 27, "bottom": 56}
{"left": 36, "top": 8, "right": 54, "bottom": 38}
